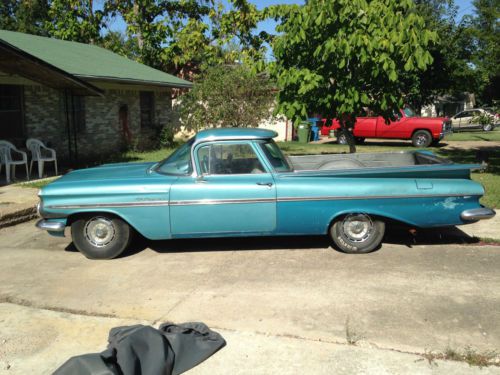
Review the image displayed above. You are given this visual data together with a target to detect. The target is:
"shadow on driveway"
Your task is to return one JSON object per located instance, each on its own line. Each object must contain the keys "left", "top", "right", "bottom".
{"left": 65, "top": 225, "right": 483, "bottom": 258}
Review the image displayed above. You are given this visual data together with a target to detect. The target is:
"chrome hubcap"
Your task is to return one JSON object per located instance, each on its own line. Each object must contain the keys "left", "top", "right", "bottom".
{"left": 84, "top": 217, "right": 115, "bottom": 247}
{"left": 416, "top": 135, "right": 428, "bottom": 146}
{"left": 342, "top": 214, "right": 373, "bottom": 242}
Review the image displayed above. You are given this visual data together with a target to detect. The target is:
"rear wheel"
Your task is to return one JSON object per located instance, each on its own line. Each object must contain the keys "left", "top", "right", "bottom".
{"left": 483, "top": 123, "right": 494, "bottom": 131}
{"left": 71, "top": 215, "right": 131, "bottom": 259}
{"left": 411, "top": 130, "right": 432, "bottom": 147}
{"left": 329, "top": 213, "right": 385, "bottom": 254}
{"left": 337, "top": 133, "right": 348, "bottom": 145}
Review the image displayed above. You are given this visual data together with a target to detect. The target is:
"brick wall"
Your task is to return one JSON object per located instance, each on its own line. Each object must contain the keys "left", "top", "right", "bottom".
{"left": 23, "top": 85, "right": 173, "bottom": 161}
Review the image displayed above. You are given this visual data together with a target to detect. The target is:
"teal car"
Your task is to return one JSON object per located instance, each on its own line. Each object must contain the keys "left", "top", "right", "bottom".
{"left": 36, "top": 128, "right": 495, "bottom": 259}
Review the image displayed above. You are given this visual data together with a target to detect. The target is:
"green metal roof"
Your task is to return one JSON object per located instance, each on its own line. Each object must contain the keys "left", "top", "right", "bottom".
{"left": 0, "top": 30, "right": 192, "bottom": 88}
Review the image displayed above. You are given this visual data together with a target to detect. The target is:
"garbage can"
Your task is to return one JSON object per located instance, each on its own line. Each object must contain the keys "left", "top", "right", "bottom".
{"left": 297, "top": 122, "right": 311, "bottom": 143}
{"left": 307, "top": 117, "right": 321, "bottom": 141}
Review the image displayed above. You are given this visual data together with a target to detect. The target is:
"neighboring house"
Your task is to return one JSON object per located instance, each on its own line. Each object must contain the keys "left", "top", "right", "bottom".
{"left": 420, "top": 93, "right": 476, "bottom": 118}
{"left": 0, "top": 30, "right": 192, "bottom": 163}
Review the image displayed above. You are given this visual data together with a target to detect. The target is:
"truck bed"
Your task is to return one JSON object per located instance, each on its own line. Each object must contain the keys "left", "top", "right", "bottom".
{"left": 285, "top": 151, "right": 481, "bottom": 179}
{"left": 289, "top": 151, "right": 449, "bottom": 171}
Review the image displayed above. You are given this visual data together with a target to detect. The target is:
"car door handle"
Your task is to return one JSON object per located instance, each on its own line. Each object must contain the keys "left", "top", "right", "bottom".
{"left": 256, "top": 182, "right": 273, "bottom": 187}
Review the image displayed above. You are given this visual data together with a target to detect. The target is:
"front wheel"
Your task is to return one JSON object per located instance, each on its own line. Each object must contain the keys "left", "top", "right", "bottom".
{"left": 411, "top": 130, "right": 432, "bottom": 147}
{"left": 71, "top": 215, "right": 131, "bottom": 259}
{"left": 329, "top": 213, "right": 385, "bottom": 254}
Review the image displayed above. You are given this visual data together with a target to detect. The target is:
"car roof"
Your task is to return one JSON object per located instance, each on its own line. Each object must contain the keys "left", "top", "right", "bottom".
{"left": 194, "top": 128, "right": 278, "bottom": 143}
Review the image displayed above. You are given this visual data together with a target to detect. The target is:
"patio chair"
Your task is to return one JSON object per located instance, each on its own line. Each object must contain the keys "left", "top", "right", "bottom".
{"left": 26, "top": 138, "right": 58, "bottom": 179}
{"left": 0, "top": 140, "right": 29, "bottom": 183}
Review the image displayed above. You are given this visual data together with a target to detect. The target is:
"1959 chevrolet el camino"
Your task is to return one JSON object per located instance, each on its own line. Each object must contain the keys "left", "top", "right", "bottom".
{"left": 36, "top": 128, "right": 495, "bottom": 259}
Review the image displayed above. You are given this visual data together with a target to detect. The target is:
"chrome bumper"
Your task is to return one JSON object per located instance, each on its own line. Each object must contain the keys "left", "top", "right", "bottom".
{"left": 36, "top": 219, "right": 66, "bottom": 232}
{"left": 461, "top": 207, "right": 496, "bottom": 221}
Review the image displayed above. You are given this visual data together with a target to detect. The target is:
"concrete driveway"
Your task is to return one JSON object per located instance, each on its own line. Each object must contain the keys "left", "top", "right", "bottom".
{"left": 0, "top": 220, "right": 499, "bottom": 374}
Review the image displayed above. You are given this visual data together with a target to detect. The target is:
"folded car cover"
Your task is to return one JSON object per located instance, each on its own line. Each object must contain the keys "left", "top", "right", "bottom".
{"left": 53, "top": 322, "right": 226, "bottom": 375}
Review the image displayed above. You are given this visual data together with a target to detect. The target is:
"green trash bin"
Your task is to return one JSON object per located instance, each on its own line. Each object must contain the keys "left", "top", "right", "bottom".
{"left": 297, "top": 122, "right": 311, "bottom": 143}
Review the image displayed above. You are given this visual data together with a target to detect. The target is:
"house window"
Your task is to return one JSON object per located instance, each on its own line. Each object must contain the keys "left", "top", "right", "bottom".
{"left": 72, "top": 95, "right": 86, "bottom": 132}
{"left": 140, "top": 91, "right": 154, "bottom": 128}
{"left": 0, "top": 85, "right": 24, "bottom": 139}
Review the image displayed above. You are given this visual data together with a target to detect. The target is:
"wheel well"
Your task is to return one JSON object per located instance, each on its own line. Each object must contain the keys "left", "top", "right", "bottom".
{"left": 67, "top": 212, "right": 128, "bottom": 227}
{"left": 411, "top": 128, "right": 433, "bottom": 138}
{"left": 327, "top": 212, "right": 411, "bottom": 234}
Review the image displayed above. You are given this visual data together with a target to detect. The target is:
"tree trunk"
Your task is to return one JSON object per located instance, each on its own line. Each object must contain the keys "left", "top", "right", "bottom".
{"left": 339, "top": 116, "right": 356, "bottom": 153}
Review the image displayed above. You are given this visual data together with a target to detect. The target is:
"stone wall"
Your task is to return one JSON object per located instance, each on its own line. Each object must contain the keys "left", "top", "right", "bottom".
{"left": 23, "top": 85, "right": 173, "bottom": 161}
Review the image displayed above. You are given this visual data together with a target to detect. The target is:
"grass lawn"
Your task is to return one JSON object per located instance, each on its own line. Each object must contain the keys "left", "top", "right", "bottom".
{"left": 22, "top": 140, "right": 499, "bottom": 208}
{"left": 447, "top": 128, "right": 500, "bottom": 142}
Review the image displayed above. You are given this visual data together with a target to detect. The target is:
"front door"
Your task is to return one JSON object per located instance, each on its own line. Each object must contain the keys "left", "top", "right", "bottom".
{"left": 169, "top": 141, "right": 277, "bottom": 236}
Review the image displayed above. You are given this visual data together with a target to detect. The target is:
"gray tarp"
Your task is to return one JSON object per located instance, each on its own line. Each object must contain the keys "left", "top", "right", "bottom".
{"left": 53, "top": 322, "right": 226, "bottom": 375}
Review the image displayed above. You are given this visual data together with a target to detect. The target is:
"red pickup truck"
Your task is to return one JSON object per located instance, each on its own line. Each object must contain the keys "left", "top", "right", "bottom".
{"left": 321, "top": 108, "right": 453, "bottom": 147}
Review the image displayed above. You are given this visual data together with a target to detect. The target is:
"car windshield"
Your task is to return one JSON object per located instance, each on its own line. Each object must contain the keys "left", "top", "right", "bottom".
{"left": 403, "top": 107, "right": 417, "bottom": 117}
{"left": 155, "top": 138, "right": 194, "bottom": 175}
{"left": 259, "top": 140, "right": 293, "bottom": 172}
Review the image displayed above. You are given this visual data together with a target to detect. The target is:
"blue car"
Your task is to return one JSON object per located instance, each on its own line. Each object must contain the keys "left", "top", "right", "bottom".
{"left": 36, "top": 128, "right": 495, "bottom": 259}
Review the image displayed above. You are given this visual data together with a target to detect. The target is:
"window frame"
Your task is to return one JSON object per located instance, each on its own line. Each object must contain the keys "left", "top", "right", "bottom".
{"left": 0, "top": 84, "right": 25, "bottom": 140}
{"left": 140, "top": 91, "right": 155, "bottom": 129}
{"left": 193, "top": 141, "right": 270, "bottom": 176}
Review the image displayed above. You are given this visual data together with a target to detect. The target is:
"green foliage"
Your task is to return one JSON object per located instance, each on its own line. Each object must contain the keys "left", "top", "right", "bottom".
{"left": 179, "top": 64, "right": 275, "bottom": 130}
{"left": 403, "top": 0, "right": 480, "bottom": 110}
{"left": 0, "top": 0, "right": 50, "bottom": 35}
{"left": 45, "top": 0, "right": 105, "bottom": 43}
{"left": 466, "top": 0, "right": 500, "bottom": 104}
{"left": 270, "top": 0, "right": 436, "bottom": 152}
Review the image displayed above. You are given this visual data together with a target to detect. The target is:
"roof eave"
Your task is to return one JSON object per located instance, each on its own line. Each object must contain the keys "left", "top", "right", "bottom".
{"left": 0, "top": 39, "right": 104, "bottom": 96}
{"left": 80, "top": 75, "right": 193, "bottom": 89}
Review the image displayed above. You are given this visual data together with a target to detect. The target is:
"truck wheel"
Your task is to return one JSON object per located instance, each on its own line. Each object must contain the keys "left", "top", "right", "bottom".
{"left": 337, "top": 133, "right": 348, "bottom": 144}
{"left": 71, "top": 215, "right": 131, "bottom": 259}
{"left": 329, "top": 213, "right": 385, "bottom": 254}
{"left": 483, "top": 124, "right": 493, "bottom": 131}
{"left": 412, "top": 130, "right": 432, "bottom": 147}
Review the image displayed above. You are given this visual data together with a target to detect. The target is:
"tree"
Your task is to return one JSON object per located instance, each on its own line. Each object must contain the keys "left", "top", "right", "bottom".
{"left": 179, "top": 65, "right": 275, "bottom": 130}
{"left": 403, "top": 0, "right": 479, "bottom": 111}
{"left": 0, "top": 0, "right": 50, "bottom": 36}
{"left": 467, "top": 0, "right": 499, "bottom": 103}
{"left": 269, "top": 0, "right": 436, "bottom": 152}
{"left": 104, "top": 0, "right": 212, "bottom": 70}
{"left": 45, "top": 0, "right": 106, "bottom": 44}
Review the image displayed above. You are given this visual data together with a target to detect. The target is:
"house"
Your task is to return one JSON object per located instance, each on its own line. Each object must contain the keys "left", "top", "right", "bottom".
{"left": 420, "top": 93, "right": 476, "bottom": 118}
{"left": 0, "top": 30, "right": 192, "bottom": 164}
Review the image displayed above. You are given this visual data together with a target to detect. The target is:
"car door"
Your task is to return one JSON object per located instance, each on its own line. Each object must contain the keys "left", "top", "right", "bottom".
{"left": 169, "top": 141, "right": 277, "bottom": 236}
{"left": 460, "top": 110, "right": 474, "bottom": 129}
{"left": 375, "top": 110, "right": 407, "bottom": 138}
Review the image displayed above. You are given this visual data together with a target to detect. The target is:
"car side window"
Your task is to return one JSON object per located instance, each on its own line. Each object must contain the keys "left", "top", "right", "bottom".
{"left": 197, "top": 143, "right": 265, "bottom": 175}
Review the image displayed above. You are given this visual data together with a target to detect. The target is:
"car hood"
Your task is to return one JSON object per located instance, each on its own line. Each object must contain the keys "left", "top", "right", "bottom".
{"left": 53, "top": 162, "right": 158, "bottom": 183}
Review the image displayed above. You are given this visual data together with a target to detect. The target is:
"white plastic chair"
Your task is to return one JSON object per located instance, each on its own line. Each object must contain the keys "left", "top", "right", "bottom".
{"left": 26, "top": 138, "right": 58, "bottom": 179}
{"left": 0, "top": 140, "right": 29, "bottom": 183}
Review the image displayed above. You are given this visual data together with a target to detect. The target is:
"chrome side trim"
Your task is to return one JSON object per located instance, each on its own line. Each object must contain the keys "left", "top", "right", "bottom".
{"left": 170, "top": 198, "right": 275, "bottom": 206}
{"left": 45, "top": 193, "right": 479, "bottom": 210}
{"left": 36, "top": 219, "right": 65, "bottom": 232}
{"left": 47, "top": 201, "right": 170, "bottom": 209}
{"left": 460, "top": 207, "right": 496, "bottom": 221}
{"left": 277, "top": 193, "right": 479, "bottom": 202}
